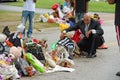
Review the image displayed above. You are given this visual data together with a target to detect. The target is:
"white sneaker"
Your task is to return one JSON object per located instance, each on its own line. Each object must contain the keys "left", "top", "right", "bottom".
{"left": 27, "top": 34, "right": 33, "bottom": 38}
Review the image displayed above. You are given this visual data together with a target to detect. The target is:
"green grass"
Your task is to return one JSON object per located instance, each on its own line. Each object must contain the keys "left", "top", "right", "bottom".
{"left": 3, "top": 0, "right": 115, "bottom": 13}
{"left": 0, "top": 10, "right": 58, "bottom": 32}
{"left": 3, "top": 0, "right": 64, "bottom": 8}
{"left": 0, "top": 10, "right": 21, "bottom": 21}
{"left": 89, "top": 1, "right": 115, "bottom": 13}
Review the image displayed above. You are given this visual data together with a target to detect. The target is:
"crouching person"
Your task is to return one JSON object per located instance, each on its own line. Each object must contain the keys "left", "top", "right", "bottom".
{"left": 63, "top": 14, "right": 104, "bottom": 58}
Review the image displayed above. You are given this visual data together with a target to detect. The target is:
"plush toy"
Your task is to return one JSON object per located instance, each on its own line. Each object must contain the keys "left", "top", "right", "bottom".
{"left": 8, "top": 46, "right": 22, "bottom": 60}
{"left": 0, "top": 54, "right": 21, "bottom": 79}
{"left": 59, "top": 22, "right": 70, "bottom": 31}
{"left": 51, "top": 3, "right": 59, "bottom": 10}
{"left": 43, "top": 13, "right": 50, "bottom": 19}
{"left": 0, "top": 33, "right": 7, "bottom": 42}
{"left": 44, "top": 52, "right": 56, "bottom": 68}
{"left": 8, "top": 46, "right": 23, "bottom": 77}
{"left": 0, "top": 54, "right": 12, "bottom": 68}
{"left": 39, "top": 14, "right": 48, "bottom": 22}
{"left": 38, "top": 38, "right": 48, "bottom": 49}
{"left": 25, "top": 66, "right": 36, "bottom": 77}
{"left": 57, "top": 58, "right": 74, "bottom": 68}
{"left": 51, "top": 50, "right": 60, "bottom": 63}
{"left": 8, "top": 46, "right": 36, "bottom": 77}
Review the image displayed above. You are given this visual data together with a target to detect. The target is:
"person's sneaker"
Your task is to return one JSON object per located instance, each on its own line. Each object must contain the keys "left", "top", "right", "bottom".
{"left": 91, "top": 54, "right": 97, "bottom": 58}
{"left": 81, "top": 51, "right": 88, "bottom": 56}
{"left": 27, "top": 34, "right": 33, "bottom": 38}
{"left": 116, "top": 71, "right": 120, "bottom": 76}
{"left": 87, "top": 54, "right": 97, "bottom": 58}
{"left": 68, "top": 55, "right": 73, "bottom": 60}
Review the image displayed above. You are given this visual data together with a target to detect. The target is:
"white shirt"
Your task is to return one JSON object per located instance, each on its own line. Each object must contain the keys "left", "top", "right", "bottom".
{"left": 85, "top": 24, "right": 90, "bottom": 33}
{"left": 23, "top": 0, "right": 36, "bottom": 12}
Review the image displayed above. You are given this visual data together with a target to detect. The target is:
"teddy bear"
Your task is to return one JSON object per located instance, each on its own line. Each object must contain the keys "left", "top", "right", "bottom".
{"left": 8, "top": 46, "right": 23, "bottom": 78}
{"left": 8, "top": 46, "right": 22, "bottom": 60}
{"left": 8, "top": 46, "right": 36, "bottom": 77}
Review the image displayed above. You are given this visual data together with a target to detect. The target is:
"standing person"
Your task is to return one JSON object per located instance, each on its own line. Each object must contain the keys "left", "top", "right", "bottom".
{"left": 72, "top": 0, "right": 90, "bottom": 23}
{"left": 22, "top": 0, "right": 37, "bottom": 38}
{"left": 63, "top": 0, "right": 72, "bottom": 14}
{"left": 64, "top": 0, "right": 71, "bottom": 8}
{"left": 63, "top": 14, "right": 104, "bottom": 58}
{"left": 113, "top": 0, "right": 120, "bottom": 76}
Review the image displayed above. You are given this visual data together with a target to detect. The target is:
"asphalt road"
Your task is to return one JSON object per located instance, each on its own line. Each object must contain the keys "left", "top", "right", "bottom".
{"left": 0, "top": 4, "right": 120, "bottom": 80}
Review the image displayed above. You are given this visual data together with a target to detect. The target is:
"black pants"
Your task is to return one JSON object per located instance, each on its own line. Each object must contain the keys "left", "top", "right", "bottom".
{"left": 77, "top": 34, "right": 104, "bottom": 55}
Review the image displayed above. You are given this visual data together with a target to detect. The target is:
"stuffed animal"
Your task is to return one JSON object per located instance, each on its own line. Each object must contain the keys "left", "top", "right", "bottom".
{"left": 0, "top": 54, "right": 21, "bottom": 79}
{"left": 59, "top": 22, "right": 70, "bottom": 31}
{"left": 0, "top": 33, "right": 7, "bottom": 42}
{"left": 8, "top": 46, "right": 36, "bottom": 77}
{"left": 8, "top": 46, "right": 22, "bottom": 60}
{"left": 25, "top": 66, "right": 36, "bottom": 77}
{"left": 57, "top": 58, "right": 74, "bottom": 68}
{"left": 39, "top": 14, "right": 48, "bottom": 22}
{"left": 44, "top": 52, "right": 56, "bottom": 68}
{"left": 0, "top": 54, "right": 12, "bottom": 68}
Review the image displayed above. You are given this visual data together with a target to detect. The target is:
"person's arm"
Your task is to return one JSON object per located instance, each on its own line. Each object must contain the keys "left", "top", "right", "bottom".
{"left": 85, "top": 0, "right": 90, "bottom": 13}
{"left": 85, "top": 20, "right": 104, "bottom": 38}
{"left": 91, "top": 20, "right": 104, "bottom": 35}
{"left": 63, "top": 21, "right": 81, "bottom": 33}
{"left": 95, "top": 23, "right": 104, "bottom": 35}
{"left": 71, "top": 0, "right": 75, "bottom": 16}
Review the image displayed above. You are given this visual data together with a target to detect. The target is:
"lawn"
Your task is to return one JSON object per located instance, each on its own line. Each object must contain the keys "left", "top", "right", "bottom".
{"left": 0, "top": 10, "right": 58, "bottom": 32}
{"left": 89, "top": 1, "right": 115, "bottom": 13}
{"left": 3, "top": 0, "right": 115, "bottom": 13}
{"left": 3, "top": 0, "right": 64, "bottom": 9}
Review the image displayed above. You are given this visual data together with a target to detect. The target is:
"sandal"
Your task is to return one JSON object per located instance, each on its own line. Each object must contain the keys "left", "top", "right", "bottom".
{"left": 98, "top": 44, "right": 108, "bottom": 49}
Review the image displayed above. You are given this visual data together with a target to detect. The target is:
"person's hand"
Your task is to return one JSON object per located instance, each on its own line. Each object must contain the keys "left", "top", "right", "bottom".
{"left": 71, "top": 11, "right": 74, "bottom": 16}
{"left": 85, "top": 30, "right": 92, "bottom": 38}
{"left": 60, "top": 33, "right": 67, "bottom": 39}
{"left": 62, "top": 30, "right": 67, "bottom": 34}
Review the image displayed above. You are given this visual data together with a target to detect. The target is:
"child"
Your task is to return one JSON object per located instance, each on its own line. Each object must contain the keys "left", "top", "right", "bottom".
{"left": 92, "top": 13, "right": 108, "bottom": 49}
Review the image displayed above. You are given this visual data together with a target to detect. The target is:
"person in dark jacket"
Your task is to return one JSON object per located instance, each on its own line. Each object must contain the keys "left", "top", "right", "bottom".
{"left": 63, "top": 14, "right": 104, "bottom": 58}
{"left": 114, "top": 0, "right": 120, "bottom": 76}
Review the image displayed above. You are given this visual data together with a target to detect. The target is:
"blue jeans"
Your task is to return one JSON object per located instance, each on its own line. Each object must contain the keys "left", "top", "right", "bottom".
{"left": 22, "top": 11, "right": 35, "bottom": 35}
{"left": 75, "top": 12, "right": 85, "bottom": 23}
